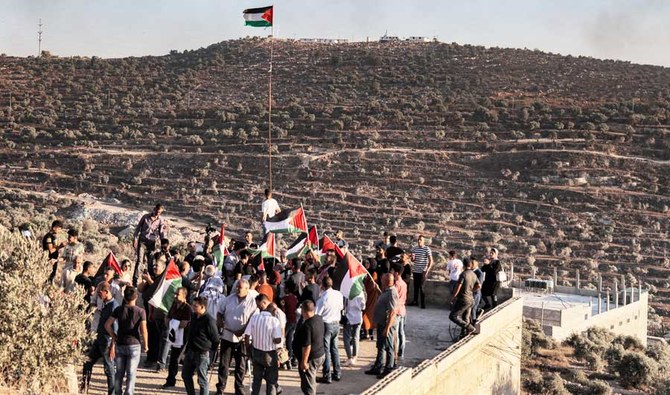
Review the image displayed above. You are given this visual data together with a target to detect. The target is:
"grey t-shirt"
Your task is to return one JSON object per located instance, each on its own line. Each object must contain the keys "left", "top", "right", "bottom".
{"left": 456, "top": 270, "right": 480, "bottom": 302}
{"left": 373, "top": 287, "right": 398, "bottom": 326}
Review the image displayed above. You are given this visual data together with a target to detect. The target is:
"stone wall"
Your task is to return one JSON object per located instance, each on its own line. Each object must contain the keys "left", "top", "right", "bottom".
{"left": 361, "top": 297, "right": 523, "bottom": 395}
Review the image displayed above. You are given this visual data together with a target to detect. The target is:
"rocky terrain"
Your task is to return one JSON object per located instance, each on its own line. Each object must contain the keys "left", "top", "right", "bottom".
{"left": 0, "top": 39, "right": 669, "bottom": 326}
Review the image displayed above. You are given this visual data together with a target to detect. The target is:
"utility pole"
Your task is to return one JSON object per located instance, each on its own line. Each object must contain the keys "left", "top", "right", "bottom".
{"left": 38, "top": 19, "right": 44, "bottom": 57}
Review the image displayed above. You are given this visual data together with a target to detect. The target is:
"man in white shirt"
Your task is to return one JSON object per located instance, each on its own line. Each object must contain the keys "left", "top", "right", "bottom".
{"left": 216, "top": 279, "right": 258, "bottom": 395}
{"left": 446, "top": 250, "right": 464, "bottom": 295}
{"left": 315, "top": 277, "right": 344, "bottom": 383}
{"left": 261, "top": 188, "right": 281, "bottom": 221}
{"left": 245, "top": 294, "right": 283, "bottom": 395}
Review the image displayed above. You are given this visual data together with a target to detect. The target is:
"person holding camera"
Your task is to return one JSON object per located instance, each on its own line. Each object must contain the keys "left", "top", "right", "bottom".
{"left": 132, "top": 204, "right": 166, "bottom": 287}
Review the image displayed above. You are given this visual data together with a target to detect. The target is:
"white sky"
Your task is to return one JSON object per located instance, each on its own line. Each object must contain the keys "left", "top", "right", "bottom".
{"left": 1, "top": 0, "right": 669, "bottom": 67}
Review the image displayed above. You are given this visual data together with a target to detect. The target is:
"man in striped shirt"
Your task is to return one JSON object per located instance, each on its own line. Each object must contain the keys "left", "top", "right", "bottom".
{"left": 244, "top": 294, "right": 283, "bottom": 395}
{"left": 409, "top": 235, "right": 433, "bottom": 309}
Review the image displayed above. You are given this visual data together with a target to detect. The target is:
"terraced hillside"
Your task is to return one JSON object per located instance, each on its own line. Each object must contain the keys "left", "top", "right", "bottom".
{"left": 0, "top": 39, "right": 669, "bottom": 323}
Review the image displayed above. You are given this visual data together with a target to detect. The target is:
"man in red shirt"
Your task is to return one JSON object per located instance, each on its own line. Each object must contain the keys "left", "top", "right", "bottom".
{"left": 282, "top": 281, "right": 299, "bottom": 367}
{"left": 390, "top": 258, "right": 408, "bottom": 366}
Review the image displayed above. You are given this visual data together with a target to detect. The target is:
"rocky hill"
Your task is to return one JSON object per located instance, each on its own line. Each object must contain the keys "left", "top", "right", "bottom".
{"left": 0, "top": 38, "right": 669, "bottom": 323}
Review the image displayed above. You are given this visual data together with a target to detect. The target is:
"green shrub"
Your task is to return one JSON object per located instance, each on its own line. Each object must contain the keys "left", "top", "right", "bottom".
{"left": 0, "top": 226, "right": 93, "bottom": 393}
{"left": 617, "top": 351, "right": 659, "bottom": 388}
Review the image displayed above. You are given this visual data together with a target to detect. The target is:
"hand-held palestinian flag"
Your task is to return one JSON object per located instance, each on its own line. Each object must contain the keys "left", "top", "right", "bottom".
{"left": 286, "top": 225, "right": 319, "bottom": 260}
{"left": 212, "top": 224, "right": 229, "bottom": 271}
{"left": 263, "top": 206, "right": 308, "bottom": 235}
{"left": 148, "top": 259, "right": 183, "bottom": 313}
{"left": 332, "top": 252, "right": 367, "bottom": 300}
{"left": 95, "top": 251, "right": 123, "bottom": 278}
{"left": 320, "top": 235, "right": 345, "bottom": 260}
{"left": 243, "top": 6, "right": 273, "bottom": 27}
{"left": 249, "top": 232, "right": 277, "bottom": 260}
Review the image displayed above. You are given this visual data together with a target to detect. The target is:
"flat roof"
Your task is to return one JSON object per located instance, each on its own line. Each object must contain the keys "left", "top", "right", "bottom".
{"left": 520, "top": 290, "right": 600, "bottom": 315}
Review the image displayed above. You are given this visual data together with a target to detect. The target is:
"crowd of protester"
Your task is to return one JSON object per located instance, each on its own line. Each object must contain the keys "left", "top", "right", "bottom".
{"left": 41, "top": 190, "right": 504, "bottom": 395}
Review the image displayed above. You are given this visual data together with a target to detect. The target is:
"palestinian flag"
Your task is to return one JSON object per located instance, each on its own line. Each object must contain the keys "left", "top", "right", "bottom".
{"left": 332, "top": 252, "right": 368, "bottom": 300}
{"left": 212, "top": 224, "right": 229, "bottom": 271}
{"left": 148, "top": 259, "right": 182, "bottom": 314}
{"left": 286, "top": 226, "right": 319, "bottom": 260}
{"left": 319, "top": 235, "right": 344, "bottom": 262}
{"left": 249, "top": 232, "right": 277, "bottom": 260}
{"left": 243, "top": 6, "right": 273, "bottom": 27}
{"left": 263, "top": 207, "right": 308, "bottom": 235}
{"left": 94, "top": 251, "right": 123, "bottom": 278}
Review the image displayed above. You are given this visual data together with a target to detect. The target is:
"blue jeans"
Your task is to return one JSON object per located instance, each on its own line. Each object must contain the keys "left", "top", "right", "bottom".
{"left": 396, "top": 315, "right": 406, "bottom": 359}
{"left": 472, "top": 293, "right": 482, "bottom": 322}
{"left": 83, "top": 337, "right": 115, "bottom": 394}
{"left": 286, "top": 322, "right": 297, "bottom": 360}
{"left": 373, "top": 322, "right": 397, "bottom": 371}
{"left": 343, "top": 322, "right": 361, "bottom": 359}
{"left": 322, "top": 322, "right": 341, "bottom": 379}
{"left": 114, "top": 344, "right": 141, "bottom": 395}
{"left": 158, "top": 322, "right": 172, "bottom": 368}
{"left": 182, "top": 350, "right": 211, "bottom": 395}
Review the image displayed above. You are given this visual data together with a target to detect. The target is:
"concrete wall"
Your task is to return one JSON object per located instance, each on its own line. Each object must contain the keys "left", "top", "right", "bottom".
{"left": 548, "top": 292, "right": 648, "bottom": 346}
{"left": 361, "top": 297, "right": 523, "bottom": 395}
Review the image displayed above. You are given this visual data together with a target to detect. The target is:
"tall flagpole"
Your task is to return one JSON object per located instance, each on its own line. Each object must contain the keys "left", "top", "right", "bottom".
{"left": 268, "top": 22, "right": 274, "bottom": 191}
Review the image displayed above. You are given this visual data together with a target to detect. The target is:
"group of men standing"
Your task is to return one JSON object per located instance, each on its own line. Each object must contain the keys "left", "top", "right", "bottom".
{"left": 41, "top": 190, "right": 504, "bottom": 395}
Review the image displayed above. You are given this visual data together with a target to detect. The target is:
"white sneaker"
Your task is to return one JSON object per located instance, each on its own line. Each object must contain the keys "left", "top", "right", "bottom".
{"left": 351, "top": 357, "right": 357, "bottom": 365}
{"left": 345, "top": 358, "right": 354, "bottom": 366}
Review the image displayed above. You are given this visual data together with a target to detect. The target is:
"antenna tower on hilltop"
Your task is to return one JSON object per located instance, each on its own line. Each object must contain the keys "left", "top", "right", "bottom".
{"left": 37, "top": 19, "right": 44, "bottom": 57}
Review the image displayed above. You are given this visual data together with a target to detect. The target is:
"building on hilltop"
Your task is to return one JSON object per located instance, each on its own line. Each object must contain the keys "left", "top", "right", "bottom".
{"left": 299, "top": 38, "right": 349, "bottom": 44}
{"left": 406, "top": 36, "right": 430, "bottom": 42}
{"left": 380, "top": 33, "right": 400, "bottom": 42}
{"left": 515, "top": 271, "right": 648, "bottom": 346}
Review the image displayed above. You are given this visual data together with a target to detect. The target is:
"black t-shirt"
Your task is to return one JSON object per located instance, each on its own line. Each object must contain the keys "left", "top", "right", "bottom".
{"left": 401, "top": 264, "right": 412, "bottom": 284}
{"left": 42, "top": 232, "right": 59, "bottom": 260}
{"left": 112, "top": 304, "right": 147, "bottom": 346}
{"left": 386, "top": 246, "right": 404, "bottom": 259}
{"left": 293, "top": 315, "right": 325, "bottom": 362}
{"left": 300, "top": 283, "right": 320, "bottom": 304}
{"left": 75, "top": 273, "right": 94, "bottom": 302}
{"left": 375, "top": 258, "right": 390, "bottom": 283}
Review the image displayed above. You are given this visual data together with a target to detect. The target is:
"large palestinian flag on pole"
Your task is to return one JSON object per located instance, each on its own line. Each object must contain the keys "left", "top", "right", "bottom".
{"left": 331, "top": 252, "right": 367, "bottom": 300}
{"left": 148, "top": 259, "right": 182, "bottom": 313}
{"left": 243, "top": 6, "right": 273, "bottom": 27}
{"left": 286, "top": 225, "right": 319, "bottom": 260}
{"left": 263, "top": 206, "right": 308, "bottom": 235}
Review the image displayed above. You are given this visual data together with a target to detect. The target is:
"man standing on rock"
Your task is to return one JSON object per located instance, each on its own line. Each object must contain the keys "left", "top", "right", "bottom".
{"left": 261, "top": 188, "right": 281, "bottom": 222}
{"left": 132, "top": 203, "right": 166, "bottom": 286}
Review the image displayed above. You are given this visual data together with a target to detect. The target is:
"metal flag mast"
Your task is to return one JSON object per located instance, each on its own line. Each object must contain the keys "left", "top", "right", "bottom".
{"left": 268, "top": 21, "right": 274, "bottom": 191}
{"left": 243, "top": 5, "right": 275, "bottom": 190}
